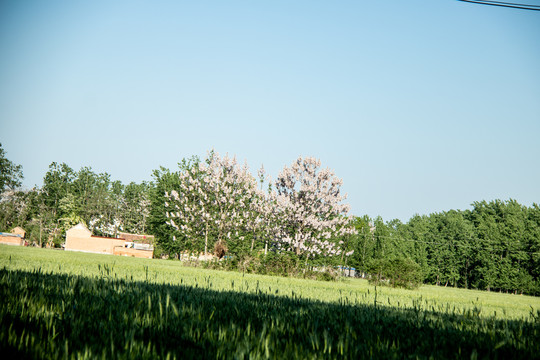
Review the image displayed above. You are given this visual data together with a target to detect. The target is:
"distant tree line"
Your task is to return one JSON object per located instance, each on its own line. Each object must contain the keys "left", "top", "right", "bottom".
{"left": 347, "top": 201, "right": 540, "bottom": 295}
{"left": 1, "top": 144, "right": 538, "bottom": 294}
{"left": 0, "top": 160, "right": 151, "bottom": 247}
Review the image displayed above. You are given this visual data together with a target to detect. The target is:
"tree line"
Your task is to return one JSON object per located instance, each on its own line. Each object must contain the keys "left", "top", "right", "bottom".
{"left": 347, "top": 202, "right": 540, "bottom": 295}
{"left": 0, "top": 160, "right": 151, "bottom": 247}
{"left": 1, "top": 144, "right": 538, "bottom": 294}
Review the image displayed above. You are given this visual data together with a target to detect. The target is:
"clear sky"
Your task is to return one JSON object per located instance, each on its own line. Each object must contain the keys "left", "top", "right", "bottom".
{"left": 1, "top": 0, "right": 539, "bottom": 222}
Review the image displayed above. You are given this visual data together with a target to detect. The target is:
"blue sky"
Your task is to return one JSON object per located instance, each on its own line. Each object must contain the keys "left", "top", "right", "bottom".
{"left": 1, "top": 0, "right": 539, "bottom": 221}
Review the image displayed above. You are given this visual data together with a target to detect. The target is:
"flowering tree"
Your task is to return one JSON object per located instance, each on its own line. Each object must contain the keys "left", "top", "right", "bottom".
{"left": 274, "top": 156, "right": 356, "bottom": 262}
{"left": 164, "top": 152, "right": 355, "bottom": 265}
{"left": 164, "top": 158, "right": 208, "bottom": 255}
{"left": 248, "top": 166, "right": 289, "bottom": 255}
{"left": 164, "top": 151, "right": 263, "bottom": 257}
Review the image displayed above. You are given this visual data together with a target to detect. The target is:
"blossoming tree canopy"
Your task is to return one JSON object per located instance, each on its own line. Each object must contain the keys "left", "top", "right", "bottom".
{"left": 164, "top": 151, "right": 354, "bottom": 261}
{"left": 164, "top": 151, "right": 263, "bottom": 256}
{"left": 275, "top": 156, "right": 356, "bottom": 258}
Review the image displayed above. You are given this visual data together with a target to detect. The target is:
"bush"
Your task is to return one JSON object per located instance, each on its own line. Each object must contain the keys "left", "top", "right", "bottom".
{"left": 259, "top": 252, "right": 301, "bottom": 277}
{"left": 367, "top": 257, "right": 423, "bottom": 289}
{"left": 310, "top": 268, "right": 339, "bottom": 282}
{"left": 186, "top": 251, "right": 341, "bottom": 282}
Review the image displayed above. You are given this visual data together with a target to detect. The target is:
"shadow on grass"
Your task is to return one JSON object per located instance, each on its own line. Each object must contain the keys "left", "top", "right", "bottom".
{"left": 1, "top": 268, "right": 538, "bottom": 359}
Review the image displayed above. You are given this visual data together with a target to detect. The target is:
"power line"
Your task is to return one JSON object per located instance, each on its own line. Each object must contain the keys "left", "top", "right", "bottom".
{"left": 458, "top": 0, "right": 540, "bottom": 11}
{"left": 399, "top": 237, "right": 540, "bottom": 255}
{"left": 361, "top": 233, "right": 540, "bottom": 255}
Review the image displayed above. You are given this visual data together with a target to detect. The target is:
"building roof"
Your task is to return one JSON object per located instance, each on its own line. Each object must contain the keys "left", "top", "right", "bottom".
{"left": 66, "top": 223, "right": 92, "bottom": 237}
{"left": 0, "top": 232, "right": 22, "bottom": 238}
{"left": 117, "top": 232, "right": 154, "bottom": 244}
{"left": 91, "top": 235, "right": 126, "bottom": 240}
{"left": 71, "top": 223, "right": 89, "bottom": 231}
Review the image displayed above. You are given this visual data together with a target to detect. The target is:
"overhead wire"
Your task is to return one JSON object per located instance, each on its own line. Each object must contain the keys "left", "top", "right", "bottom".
{"left": 458, "top": 0, "right": 540, "bottom": 11}
{"left": 357, "top": 232, "right": 540, "bottom": 255}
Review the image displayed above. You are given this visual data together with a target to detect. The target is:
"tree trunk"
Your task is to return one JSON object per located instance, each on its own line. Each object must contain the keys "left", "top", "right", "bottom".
{"left": 465, "top": 259, "right": 469, "bottom": 289}
{"left": 303, "top": 253, "right": 309, "bottom": 274}
{"left": 204, "top": 222, "right": 208, "bottom": 257}
{"left": 39, "top": 219, "right": 42, "bottom": 248}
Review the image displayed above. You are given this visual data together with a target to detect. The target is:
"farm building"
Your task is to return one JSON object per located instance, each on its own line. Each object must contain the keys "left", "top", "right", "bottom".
{"left": 0, "top": 226, "right": 26, "bottom": 246}
{"left": 11, "top": 227, "right": 26, "bottom": 237}
{"left": 65, "top": 224, "right": 154, "bottom": 259}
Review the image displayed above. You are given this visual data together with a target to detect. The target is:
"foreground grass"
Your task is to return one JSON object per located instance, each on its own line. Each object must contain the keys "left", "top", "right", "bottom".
{"left": 1, "top": 245, "right": 539, "bottom": 358}
{"left": 1, "top": 246, "right": 538, "bottom": 320}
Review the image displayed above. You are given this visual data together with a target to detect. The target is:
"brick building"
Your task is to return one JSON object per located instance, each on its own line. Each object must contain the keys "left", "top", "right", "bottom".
{"left": 0, "top": 227, "right": 26, "bottom": 246}
{"left": 65, "top": 223, "right": 153, "bottom": 259}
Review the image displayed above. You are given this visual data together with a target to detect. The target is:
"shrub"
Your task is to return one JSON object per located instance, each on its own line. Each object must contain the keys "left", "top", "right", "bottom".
{"left": 259, "top": 252, "right": 302, "bottom": 277}
{"left": 311, "top": 269, "right": 338, "bottom": 282}
{"left": 367, "top": 257, "right": 423, "bottom": 289}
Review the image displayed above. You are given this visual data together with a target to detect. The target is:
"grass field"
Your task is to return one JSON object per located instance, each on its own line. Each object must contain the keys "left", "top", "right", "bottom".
{"left": 1, "top": 245, "right": 539, "bottom": 358}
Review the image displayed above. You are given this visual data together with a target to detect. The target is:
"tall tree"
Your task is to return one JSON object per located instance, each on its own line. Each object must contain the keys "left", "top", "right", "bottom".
{"left": 41, "top": 162, "right": 75, "bottom": 217}
{"left": 147, "top": 166, "right": 184, "bottom": 257}
{"left": 274, "top": 156, "right": 355, "bottom": 263}
{"left": 524, "top": 204, "right": 540, "bottom": 294}
{"left": 399, "top": 214, "right": 430, "bottom": 278}
{"left": 165, "top": 151, "right": 262, "bottom": 257}
{"left": 0, "top": 143, "right": 23, "bottom": 192}
{"left": 120, "top": 182, "right": 151, "bottom": 234}
{"left": 346, "top": 215, "right": 375, "bottom": 275}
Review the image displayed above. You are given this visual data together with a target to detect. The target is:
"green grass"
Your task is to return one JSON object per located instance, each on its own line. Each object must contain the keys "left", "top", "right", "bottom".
{"left": 2, "top": 245, "right": 537, "bottom": 320}
{"left": 1, "top": 245, "right": 539, "bottom": 359}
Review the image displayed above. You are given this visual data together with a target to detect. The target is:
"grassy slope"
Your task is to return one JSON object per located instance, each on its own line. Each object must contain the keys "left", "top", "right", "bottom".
{"left": 1, "top": 245, "right": 538, "bottom": 321}
{"left": 1, "top": 245, "right": 539, "bottom": 359}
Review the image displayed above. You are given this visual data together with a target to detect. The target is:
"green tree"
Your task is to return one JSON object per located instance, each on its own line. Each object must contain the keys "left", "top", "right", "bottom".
{"left": 436, "top": 210, "right": 475, "bottom": 287}
{"left": 147, "top": 166, "right": 184, "bottom": 257}
{"left": 469, "top": 200, "right": 533, "bottom": 293}
{"left": 372, "top": 216, "right": 393, "bottom": 259}
{"left": 0, "top": 143, "right": 23, "bottom": 192}
{"left": 120, "top": 182, "right": 151, "bottom": 234}
{"left": 346, "top": 215, "right": 375, "bottom": 276}
{"left": 41, "top": 162, "right": 75, "bottom": 217}
{"left": 399, "top": 214, "right": 430, "bottom": 279}
{"left": 72, "top": 167, "right": 113, "bottom": 234}
{"left": 0, "top": 189, "right": 38, "bottom": 232}
{"left": 525, "top": 204, "right": 540, "bottom": 295}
